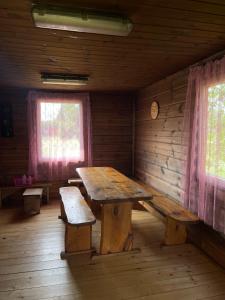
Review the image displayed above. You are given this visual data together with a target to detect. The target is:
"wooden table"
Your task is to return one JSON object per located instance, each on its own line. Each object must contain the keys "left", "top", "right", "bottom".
{"left": 76, "top": 167, "right": 152, "bottom": 255}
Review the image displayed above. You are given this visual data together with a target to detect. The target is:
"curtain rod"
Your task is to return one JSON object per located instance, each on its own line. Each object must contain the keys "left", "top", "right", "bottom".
{"left": 191, "top": 48, "right": 225, "bottom": 68}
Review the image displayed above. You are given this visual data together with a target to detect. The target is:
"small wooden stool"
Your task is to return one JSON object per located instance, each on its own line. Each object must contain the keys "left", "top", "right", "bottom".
{"left": 23, "top": 188, "right": 43, "bottom": 215}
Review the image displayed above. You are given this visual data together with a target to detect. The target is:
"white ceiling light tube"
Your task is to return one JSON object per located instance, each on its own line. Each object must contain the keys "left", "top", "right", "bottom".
{"left": 32, "top": 5, "right": 133, "bottom": 36}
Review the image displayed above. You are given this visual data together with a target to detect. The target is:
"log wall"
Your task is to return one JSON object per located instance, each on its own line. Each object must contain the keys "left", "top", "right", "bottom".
{"left": 91, "top": 92, "right": 134, "bottom": 176}
{"left": 134, "top": 69, "right": 189, "bottom": 203}
{"left": 0, "top": 89, "right": 28, "bottom": 183}
{"left": 0, "top": 89, "right": 134, "bottom": 199}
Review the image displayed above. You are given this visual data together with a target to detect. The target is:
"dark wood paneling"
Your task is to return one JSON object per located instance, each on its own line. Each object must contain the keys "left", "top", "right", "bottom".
{"left": 0, "top": 89, "right": 28, "bottom": 185}
{"left": 91, "top": 92, "right": 134, "bottom": 176}
{"left": 134, "top": 69, "right": 188, "bottom": 203}
{"left": 1, "top": 1, "right": 225, "bottom": 90}
{"left": 0, "top": 89, "right": 134, "bottom": 197}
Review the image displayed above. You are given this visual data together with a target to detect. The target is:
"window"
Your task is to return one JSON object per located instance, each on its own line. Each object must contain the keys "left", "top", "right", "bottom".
{"left": 184, "top": 58, "right": 225, "bottom": 232}
{"left": 206, "top": 84, "right": 225, "bottom": 180}
{"left": 28, "top": 91, "right": 91, "bottom": 181}
{"left": 38, "top": 100, "right": 84, "bottom": 162}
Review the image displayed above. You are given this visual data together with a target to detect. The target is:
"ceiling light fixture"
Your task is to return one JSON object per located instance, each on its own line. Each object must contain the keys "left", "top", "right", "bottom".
{"left": 32, "top": 4, "right": 133, "bottom": 36}
{"left": 41, "top": 73, "right": 89, "bottom": 86}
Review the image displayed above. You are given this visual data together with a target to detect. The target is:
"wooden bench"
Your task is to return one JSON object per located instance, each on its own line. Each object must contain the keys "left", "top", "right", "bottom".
{"left": 59, "top": 186, "right": 96, "bottom": 258}
{"left": 68, "top": 178, "right": 83, "bottom": 186}
{"left": 138, "top": 185, "right": 200, "bottom": 245}
{"left": 67, "top": 177, "right": 88, "bottom": 198}
{"left": 23, "top": 188, "right": 43, "bottom": 215}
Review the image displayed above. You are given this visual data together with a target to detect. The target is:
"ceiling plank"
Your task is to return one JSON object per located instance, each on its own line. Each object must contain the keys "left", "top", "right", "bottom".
{"left": 0, "top": 0, "right": 225, "bottom": 90}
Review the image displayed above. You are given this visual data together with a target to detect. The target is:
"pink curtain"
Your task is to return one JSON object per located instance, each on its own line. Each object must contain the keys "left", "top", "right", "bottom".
{"left": 184, "top": 57, "right": 225, "bottom": 234}
{"left": 27, "top": 91, "right": 92, "bottom": 181}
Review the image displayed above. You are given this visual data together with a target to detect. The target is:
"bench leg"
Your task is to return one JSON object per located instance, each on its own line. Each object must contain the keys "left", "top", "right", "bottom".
{"left": 64, "top": 224, "right": 92, "bottom": 255}
{"left": 164, "top": 217, "right": 187, "bottom": 245}
{"left": 100, "top": 202, "right": 133, "bottom": 255}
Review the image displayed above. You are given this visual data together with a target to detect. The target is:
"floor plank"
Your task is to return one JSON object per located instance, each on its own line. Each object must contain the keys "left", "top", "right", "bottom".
{"left": 0, "top": 201, "right": 225, "bottom": 300}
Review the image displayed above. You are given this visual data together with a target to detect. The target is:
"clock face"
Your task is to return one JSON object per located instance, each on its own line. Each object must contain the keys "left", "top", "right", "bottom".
{"left": 150, "top": 101, "right": 159, "bottom": 119}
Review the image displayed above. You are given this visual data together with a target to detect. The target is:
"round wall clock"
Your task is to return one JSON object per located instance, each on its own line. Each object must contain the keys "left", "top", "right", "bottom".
{"left": 150, "top": 101, "right": 159, "bottom": 120}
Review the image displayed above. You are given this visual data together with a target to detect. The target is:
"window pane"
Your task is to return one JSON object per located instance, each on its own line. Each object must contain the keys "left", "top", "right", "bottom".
{"left": 39, "top": 101, "right": 83, "bottom": 161}
{"left": 206, "top": 84, "right": 225, "bottom": 179}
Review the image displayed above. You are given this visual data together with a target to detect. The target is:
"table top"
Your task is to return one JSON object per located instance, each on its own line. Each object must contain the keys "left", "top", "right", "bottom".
{"left": 76, "top": 167, "right": 152, "bottom": 203}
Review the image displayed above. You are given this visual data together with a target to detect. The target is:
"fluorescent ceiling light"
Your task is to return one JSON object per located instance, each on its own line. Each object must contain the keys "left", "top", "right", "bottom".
{"left": 32, "top": 5, "right": 133, "bottom": 36}
{"left": 41, "top": 73, "right": 89, "bottom": 86}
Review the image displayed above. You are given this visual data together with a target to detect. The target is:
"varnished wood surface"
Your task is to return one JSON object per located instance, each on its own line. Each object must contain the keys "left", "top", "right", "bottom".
{"left": 0, "top": 184, "right": 50, "bottom": 208}
{"left": 77, "top": 167, "right": 152, "bottom": 203}
{"left": 59, "top": 187, "right": 96, "bottom": 226}
{"left": 0, "top": 201, "right": 225, "bottom": 299}
{"left": 140, "top": 192, "right": 200, "bottom": 223}
{"left": 0, "top": 90, "right": 133, "bottom": 201}
{"left": 64, "top": 224, "right": 92, "bottom": 254}
{"left": 67, "top": 178, "right": 83, "bottom": 185}
{"left": 100, "top": 202, "right": 133, "bottom": 254}
{"left": 134, "top": 67, "right": 225, "bottom": 207}
{"left": 22, "top": 188, "right": 43, "bottom": 196}
{"left": 135, "top": 69, "right": 188, "bottom": 202}
{"left": 137, "top": 181, "right": 199, "bottom": 245}
{"left": 91, "top": 93, "right": 133, "bottom": 176}
{"left": 164, "top": 217, "right": 187, "bottom": 246}
{"left": 1, "top": 1, "right": 225, "bottom": 90}
{"left": 148, "top": 196, "right": 199, "bottom": 223}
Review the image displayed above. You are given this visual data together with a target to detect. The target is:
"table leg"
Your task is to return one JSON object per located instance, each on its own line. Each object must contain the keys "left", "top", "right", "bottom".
{"left": 100, "top": 201, "right": 133, "bottom": 255}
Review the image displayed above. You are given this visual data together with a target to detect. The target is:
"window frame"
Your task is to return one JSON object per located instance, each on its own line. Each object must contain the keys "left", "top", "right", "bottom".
{"left": 205, "top": 82, "right": 225, "bottom": 187}
{"left": 36, "top": 98, "right": 84, "bottom": 163}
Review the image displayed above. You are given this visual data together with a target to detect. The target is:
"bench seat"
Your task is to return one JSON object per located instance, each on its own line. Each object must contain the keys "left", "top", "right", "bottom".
{"left": 140, "top": 196, "right": 199, "bottom": 224}
{"left": 67, "top": 178, "right": 83, "bottom": 186}
{"left": 138, "top": 184, "right": 200, "bottom": 245}
{"left": 67, "top": 178, "right": 87, "bottom": 198}
{"left": 59, "top": 187, "right": 96, "bottom": 258}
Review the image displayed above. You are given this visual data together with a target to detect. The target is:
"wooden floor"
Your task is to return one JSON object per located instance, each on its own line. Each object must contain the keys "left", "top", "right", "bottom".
{"left": 0, "top": 201, "right": 225, "bottom": 300}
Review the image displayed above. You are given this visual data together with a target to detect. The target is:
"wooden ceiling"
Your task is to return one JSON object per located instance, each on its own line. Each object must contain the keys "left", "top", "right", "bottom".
{"left": 1, "top": 0, "right": 225, "bottom": 91}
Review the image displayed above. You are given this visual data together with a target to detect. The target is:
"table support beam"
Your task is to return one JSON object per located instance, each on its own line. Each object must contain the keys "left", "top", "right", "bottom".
{"left": 100, "top": 201, "right": 133, "bottom": 255}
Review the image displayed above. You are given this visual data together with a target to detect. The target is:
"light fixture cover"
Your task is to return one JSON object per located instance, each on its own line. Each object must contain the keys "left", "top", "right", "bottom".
{"left": 41, "top": 73, "right": 89, "bottom": 86}
{"left": 32, "top": 4, "right": 133, "bottom": 36}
